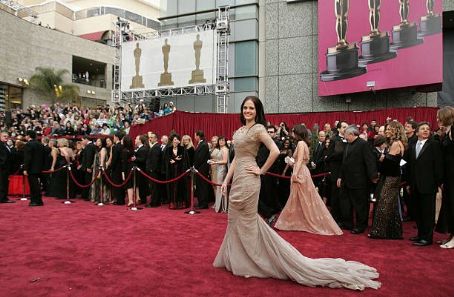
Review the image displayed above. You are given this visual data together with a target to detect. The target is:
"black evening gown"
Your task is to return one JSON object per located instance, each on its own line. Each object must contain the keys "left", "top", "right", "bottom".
{"left": 50, "top": 150, "right": 68, "bottom": 199}
{"left": 167, "top": 146, "right": 187, "bottom": 209}
{"left": 369, "top": 154, "right": 403, "bottom": 239}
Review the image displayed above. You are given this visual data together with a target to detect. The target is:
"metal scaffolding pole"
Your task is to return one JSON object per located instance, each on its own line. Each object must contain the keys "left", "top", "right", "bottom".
{"left": 215, "top": 6, "right": 231, "bottom": 114}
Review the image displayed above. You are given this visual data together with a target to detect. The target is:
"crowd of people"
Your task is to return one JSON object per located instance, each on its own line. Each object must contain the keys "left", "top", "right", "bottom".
{"left": 1, "top": 100, "right": 454, "bottom": 251}
{"left": 2, "top": 95, "right": 454, "bottom": 291}
{"left": 0, "top": 100, "right": 176, "bottom": 139}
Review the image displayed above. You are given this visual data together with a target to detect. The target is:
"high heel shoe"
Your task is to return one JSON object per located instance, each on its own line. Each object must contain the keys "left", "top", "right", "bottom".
{"left": 440, "top": 239, "right": 454, "bottom": 249}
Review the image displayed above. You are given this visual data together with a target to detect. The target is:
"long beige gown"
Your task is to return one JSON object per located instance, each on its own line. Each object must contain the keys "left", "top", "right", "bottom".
{"left": 213, "top": 124, "right": 380, "bottom": 290}
{"left": 274, "top": 141, "right": 342, "bottom": 235}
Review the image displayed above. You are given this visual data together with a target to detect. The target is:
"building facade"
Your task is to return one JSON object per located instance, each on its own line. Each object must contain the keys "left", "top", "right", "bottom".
{"left": 158, "top": 0, "right": 454, "bottom": 113}
{"left": 17, "top": 0, "right": 160, "bottom": 38}
{"left": 0, "top": 0, "right": 162, "bottom": 111}
{"left": 0, "top": 8, "right": 116, "bottom": 109}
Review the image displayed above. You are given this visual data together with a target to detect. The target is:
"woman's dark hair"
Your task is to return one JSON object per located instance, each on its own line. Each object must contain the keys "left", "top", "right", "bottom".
{"left": 170, "top": 134, "right": 181, "bottom": 143}
{"left": 216, "top": 136, "right": 226, "bottom": 149}
{"left": 240, "top": 96, "right": 267, "bottom": 127}
{"left": 122, "top": 135, "right": 134, "bottom": 152}
{"left": 292, "top": 124, "right": 311, "bottom": 146}
{"left": 96, "top": 137, "right": 107, "bottom": 148}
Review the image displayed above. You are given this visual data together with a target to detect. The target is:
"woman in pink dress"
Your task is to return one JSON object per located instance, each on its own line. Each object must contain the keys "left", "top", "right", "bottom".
{"left": 274, "top": 124, "right": 342, "bottom": 236}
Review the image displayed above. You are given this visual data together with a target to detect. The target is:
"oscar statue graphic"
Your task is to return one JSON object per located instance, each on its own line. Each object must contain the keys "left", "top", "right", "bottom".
{"left": 391, "top": 0, "right": 423, "bottom": 49}
{"left": 419, "top": 0, "right": 441, "bottom": 36}
{"left": 130, "top": 43, "right": 145, "bottom": 89}
{"left": 158, "top": 39, "right": 174, "bottom": 86}
{"left": 320, "top": 0, "right": 366, "bottom": 82}
{"left": 359, "top": 0, "right": 397, "bottom": 64}
{"left": 189, "top": 34, "right": 206, "bottom": 84}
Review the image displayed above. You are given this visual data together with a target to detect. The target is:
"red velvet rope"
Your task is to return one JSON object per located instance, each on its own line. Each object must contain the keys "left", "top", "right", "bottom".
{"left": 265, "top": 171, "right": 331, "bottom": 180}
{"left": 310, "top": 172, "right": 331, "bottom": 178}
{"left": 194, "top": 170, "right": 226, "bottom": 187}
{"left": 137, "top": 168, "right": 190, "bottom": 184}
{"left": 265, "top": 172, "right": 291, "bottom": 180}
{"left": 41, "top": 165, "right": 68, "bottom": 174}
{"left": 101, "top": 169, "right": 133, "bottom": 188}
{"left": 69, "top": 170, "right": 98, "bottom": 189}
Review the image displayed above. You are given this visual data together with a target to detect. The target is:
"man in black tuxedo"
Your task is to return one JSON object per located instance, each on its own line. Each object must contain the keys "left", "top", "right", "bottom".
{"left": 79, "top": 136, "right": 96, "bottom": 200}
{"left": 146, "top": 132, "right": 162, "bottom": 207}
{"left": 406, "top": 122, "right": 443, "bottom": 246}
{"left": 110, "top": 131, "right": 125, "bottom": 205}
{"left": 257, "top": 125, "right": 281, "bottom": 224}
{"left": 160, "top": 135, "right": 169, "bottom": 204}
{"left": 194, "top": 130, "right": 210, "bottom": 209}
{"left": 0, "top": 131, "right": 15, "bottom": 203}
{"left": 337, "top": 125, "right": 378, "bottom": 234}
{"left": 325, "top": 121, "right": 348, "bottom": 223}
{"left": 41, "top": 137, "right": 52, "bottom": 195}
{"left": 133, "top": 134, "right": 149, "bottom": 204}
{"left": 310, "top": 130, "right": 327, "bottom": 190}
{"left": 23, "top": 130, "right": 45, "bottom": 206}
{"left": 402, "top": 120, "right": 418, "bottom": 220}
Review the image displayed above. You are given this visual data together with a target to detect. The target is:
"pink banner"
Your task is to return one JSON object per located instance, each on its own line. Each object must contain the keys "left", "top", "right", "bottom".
{"left": 318, "top": 0, "right": 443, "bottom": 96}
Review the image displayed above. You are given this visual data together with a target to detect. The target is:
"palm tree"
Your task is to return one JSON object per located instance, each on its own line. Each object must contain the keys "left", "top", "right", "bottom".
{"left": 29, "top": 67, "right": 80, "bottom": 104}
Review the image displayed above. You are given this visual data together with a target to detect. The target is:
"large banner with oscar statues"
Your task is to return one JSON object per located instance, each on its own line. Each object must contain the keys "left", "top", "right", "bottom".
{"left": 318, "top": 0, "right": 443, "bottom": 96}
{"left": 121, "top": 30, "right": 217, "bottom": 91}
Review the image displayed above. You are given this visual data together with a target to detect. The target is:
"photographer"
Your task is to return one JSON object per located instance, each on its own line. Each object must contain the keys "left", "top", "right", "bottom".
{"left": 277, "top": 122, "right": 289, "bottom": 140}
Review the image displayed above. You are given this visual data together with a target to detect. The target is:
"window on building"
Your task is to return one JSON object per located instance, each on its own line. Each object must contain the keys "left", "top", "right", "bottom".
{"left": 195, "top": 12, "right": 216, "bottom": 25}
{"left": 234, "top": 41, "right": 258, "bottom": 77}
{"left": 177, "top": 15, "right": 196, "bottom": 27}
{"left": 162, "top": 0, "right": 178, "bottom": 17}
{"left": 196, "top": 0, "right": 215, "bottom": 11}
{"left": 234, "top": 5, "right": 257, "bottom": 20}
{"left": 235, "top": 0, "right": 258, "bottom": 5}
{"left": 233, "top": 77, "right": 257, "bottom": 92}
{"left": 216, "top": 0, "right": 235, "bottom": 7}
{"left": 179, "top": 0, "right": 196, "bottom": 14}
{"left": 72, "top": 56, "right": 107, "bottom": 89}
{"left": 0, "top": 84, "right": 23, "bottom": 111}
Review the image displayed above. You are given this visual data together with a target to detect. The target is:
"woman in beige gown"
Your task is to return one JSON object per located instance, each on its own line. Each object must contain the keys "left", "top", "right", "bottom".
{"left": 274, "top": 125, "right": 342, "bottom": 235}
{"left": 215, "top": 96, "right": 380, "bottom": 290}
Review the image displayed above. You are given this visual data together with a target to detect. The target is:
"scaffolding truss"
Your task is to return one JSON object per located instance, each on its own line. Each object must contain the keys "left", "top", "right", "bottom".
{"left": 112, "top": 8, "right": 231, "bottom": 111}
{"left": 215, "top": 6, "right": 230, "bottom": 113}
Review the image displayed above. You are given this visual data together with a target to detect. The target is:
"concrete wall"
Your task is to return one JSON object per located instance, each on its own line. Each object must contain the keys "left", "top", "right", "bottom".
{"left": 260, "top": 0, "right": 448, "bottom": 113}
{"left": 0, "top": 9, "right": 116, "bottom": 107}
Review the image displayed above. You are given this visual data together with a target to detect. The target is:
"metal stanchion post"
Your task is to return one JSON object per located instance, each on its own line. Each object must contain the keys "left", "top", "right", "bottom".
{"left": 185, "top": 167, "right": 200, "bottom": 215}
{"left": 20, "top": 165, "right": 29, "bottom": 201}
{"left": 130, "top": 167, "right": 142, "bottom": 211}
{"left": 63, "top": 165, "right": 74, "bottom": 204}
{"left": 98, "top": 167, "right": 104, "bottom": 206}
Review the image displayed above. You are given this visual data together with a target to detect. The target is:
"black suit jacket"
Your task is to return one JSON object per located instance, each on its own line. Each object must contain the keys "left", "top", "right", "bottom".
{"left": 146, "top": 143, "right": 162, "bottom": 174}
{"left": 110, "top": 143, "right": 123, "bottom": 173}
{"left": 256, "top": 139, "right": 280, "bottom": 173}
{"left": 43, "top": 145, "right": 52, "bottom": 170}
{"left": 193, "top": 140, "right": 210, "bottom": 175}
{"left": 311, "top": 141, "right": 325, "bottom": 173}
{"left": 340, "top": 137, "right": 378, "bottom": 189}
{"left": 81, "top": 142, "right": 97, "bottom": 171}
{"left": 24, "top": 140, "right": 45, "bottom": 175}
{"left": 325, "top": 134, "right": 347, "bottom": 179}
{"left": 134, "top": 145, "right": 149, "bottom": 170}
{"left": 0, "top": 142, "right": 13, "bottom": 172}
{"left": 406, "top": 138, "right": 443, "bottom": 194}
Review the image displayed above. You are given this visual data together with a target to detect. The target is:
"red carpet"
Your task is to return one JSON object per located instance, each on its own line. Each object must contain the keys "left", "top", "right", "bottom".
{"left": 0, "top": 197, "right": 453, "bottom": 297}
